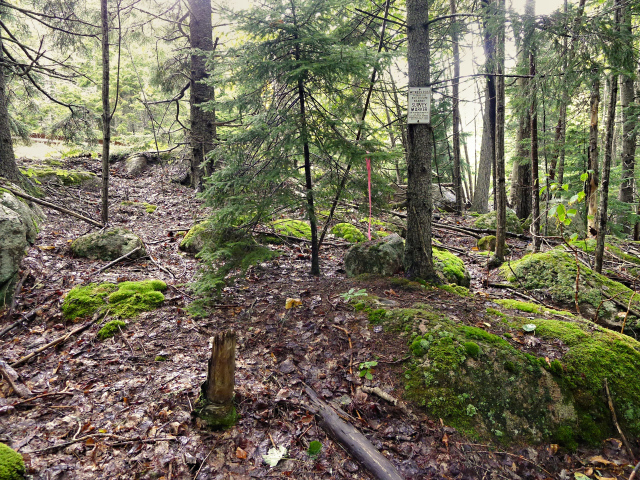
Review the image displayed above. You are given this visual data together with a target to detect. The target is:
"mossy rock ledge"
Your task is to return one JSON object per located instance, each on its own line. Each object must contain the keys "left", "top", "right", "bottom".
{"left": 71, "top": 227, "right": 146, "bottom": 261}
{"left": 344, "top": 234, "right": 471, "bottom": 287}
{"left": 360, "top": 296, "right": 640, "bottom": 448}
{"left": 0, "top": 442, "right": 25, "bottom": 480}
{"left": 21, "top": 164, "right": 98, "bottom": 189}
{"left": 501, "top": 248, "right": 640, "bottom": 330}
{"left": 0, "top": 191, "right": 42, "bottom": 307}
{"left": 179, "top": 222, "right": 212, "bottom": 255}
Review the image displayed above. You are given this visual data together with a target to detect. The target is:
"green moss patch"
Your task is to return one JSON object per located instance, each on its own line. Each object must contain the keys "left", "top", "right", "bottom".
{"left": 331, "top": 223, "right": 366, "bottom": 243}
{"left": 495, "top": 299, "right": 574, "bottom": 318}
{"left": 271, "top": 219, "right": 312, "bottom": 240}
{"left": 473, "top": 210, "right": 523, "bottom": 234}
{"left": 0, "top": 443, "right": 25, "bottom": 480}
{"left": 62, "top": 279, "right": 167, "bottom": 320}
{"left": 432, "top": 247, "right": 470, "bottom": 287}
{"left": 97, "top": 320, "right": 127, "bottom": 340}
{"left": 501, "top": 249, "right": 639, "bottom": 327}
{"left": 142, "top": 202, "right": 157, "bottom": 213}
{"left": 477, "top": 235, "right": 496, "bottom": 252}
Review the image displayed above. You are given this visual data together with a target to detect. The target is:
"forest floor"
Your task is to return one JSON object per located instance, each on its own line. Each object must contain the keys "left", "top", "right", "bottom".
{"left": 0, "top": 154, "right": 637, "bottom": 480}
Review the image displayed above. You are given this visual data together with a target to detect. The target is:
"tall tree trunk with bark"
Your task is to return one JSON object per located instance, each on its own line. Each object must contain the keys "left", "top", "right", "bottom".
{"left": 0, "top": 38, "right": 22, "bottom": 185}
{"left": 587, "top": 74, "right": 600, "bottom": 238}
{"left": 404, "top": 0, "right": 437, "bottom": 282}
{"left": 618, "top": 3, "right": 636, "bottom": 212}
{"left": 189, "top": 0, "right": 216, "bottom": 191}
{"left": 596, "top": 0, "right": 621, "bottom": 273}
{"left": 101, "top": 0, "right": 110, "bottom": 224}
{"left": 509, "top": 82, "right": 531, "bottom": 220}
{"left": 471, "top": 0, "right": 496, "bottom": 214}
{"left": 491, "top": 0, "right": 506, "bottom": 266}
{"left": 530, "top": 50, "right": 540, "bottom": 251}
{"left": 551, "top": 0, "right": 587, "bottom": 192}
{"left": 450, "top": 0, "right": 462, "bottom": 214}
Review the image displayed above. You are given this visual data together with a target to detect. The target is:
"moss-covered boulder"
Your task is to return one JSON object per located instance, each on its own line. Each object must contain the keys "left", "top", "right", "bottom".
{"left": 477, "top": 235, "right": 496, "bottom": 252}
{"left": 331, "top": 223, "right": 366, "bottom": 243}
{"left": 0, "top": 443, "right": 25, "bottom": 480}
{"left": 71, "top": 227, "right": 146, "bottom": 261}
{"left": 360, "top": 295, "right": 640, "bottom": 448}
{"left": 62, "top": 279, "right": 167, "bottom": 320}
{"left": 473, "top": 209, "right": 523, "bottom": 234}
{"left": 344, "top": 234, "right": 404, "bottom": 277}
{"left": 0, "top": 192, "right": 42, "bottom": 307}
{"left": 271, "top": 219, "right": 312, "bottom": 240}
{"left": 501, "top": 249, "right": 640, "bottom": 329}
{"left": 21, "top": 165, "right": 98, "bottom": 189}
{"left": 124, "top": 154, "right": 147, "bottom": 176}
{"left": 433, "top": 247, "right": 471, "bottom": 287}
{"left": 570, "top": 237, "right": 640, "bottom": 278}
{"left": 179, "top": 222, "right": 212, "bottom": 255}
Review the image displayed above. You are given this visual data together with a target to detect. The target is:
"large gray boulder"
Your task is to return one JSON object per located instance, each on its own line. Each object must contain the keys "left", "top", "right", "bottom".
{"left": 124, "top": 155, "right": 147, "bottom": 176}
{"left": 432, "top": 185, "right": 457, "bottom": 212}
{"left": 344, "top": 234, "right": 404, "bottom": 277}
{"left": 0, "top": 192, "right": 42, "bottom": 306}
{"left": 71, "top": 227, "right": 146, "bottom": 261}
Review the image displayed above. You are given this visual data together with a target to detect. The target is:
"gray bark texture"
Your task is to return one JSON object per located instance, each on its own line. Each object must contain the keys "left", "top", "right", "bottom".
{"left": 0, "top": 39, "right": 21, "bottom": 184}
{"left": 472, "top": 0, "right": 496, "bottom": 214}
{"left": 492, "top": 0, "right": 507, "bottom": 264}
{"left": 587, "top": 75, "right": 600, "bottom": 237}
{"left": 404, "top": 0, "right": 437, "bottom": 282}
{"left": 618, "top": 3, "right": 636, "bottom": 206}
{"left": 189, "top": 0, "right": 216, "bottom": 190}
{"left": 101, "top": 0, "right": 110, "bottom": 224}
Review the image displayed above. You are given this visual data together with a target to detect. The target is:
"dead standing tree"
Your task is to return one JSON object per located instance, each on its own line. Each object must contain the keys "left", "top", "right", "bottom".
{"left": 194, "top": 330, "right": 238, "bottom": 428}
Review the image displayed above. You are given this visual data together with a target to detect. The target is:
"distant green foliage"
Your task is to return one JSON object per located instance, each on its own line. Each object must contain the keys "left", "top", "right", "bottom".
{"left": 473, "top": 210, "right": 523, "bottom": 234}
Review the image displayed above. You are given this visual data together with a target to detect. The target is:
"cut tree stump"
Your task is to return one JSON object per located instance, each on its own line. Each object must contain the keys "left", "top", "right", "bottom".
{"left": 194, "top": 330, "right": 238, "bottom": 429}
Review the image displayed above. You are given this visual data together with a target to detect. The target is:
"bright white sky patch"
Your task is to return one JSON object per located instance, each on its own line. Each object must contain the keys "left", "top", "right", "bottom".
{"left": 509, "top": 0, "right": 568, "bottom": 16}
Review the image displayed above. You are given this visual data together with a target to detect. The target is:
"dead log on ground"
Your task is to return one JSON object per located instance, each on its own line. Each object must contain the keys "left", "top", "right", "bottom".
{"left": 305, "top": 386, "right": 404, "bottom": 480}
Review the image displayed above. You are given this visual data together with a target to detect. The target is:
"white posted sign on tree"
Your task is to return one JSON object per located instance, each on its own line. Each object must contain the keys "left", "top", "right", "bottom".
{"left": 407, "top": 87, "right": 432, "bottom": 124}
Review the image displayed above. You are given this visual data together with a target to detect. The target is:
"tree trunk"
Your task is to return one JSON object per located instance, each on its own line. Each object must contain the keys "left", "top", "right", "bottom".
{"left": 404, "top": 0, "right": 437, "bottom": 282}
{"left": 530, "top": 51, "right": 541, "bottom": 252}
{"left": 189, "top": 0, "right": 216, "bottom": 191}
{"left": 492, "top": 0, "right": 507, "bottom": 265}
{"left": 618, "top": 4, "right": 636, "bottom": 208}
{"left": 552, "top": 0, "right": 587, "bottom": 193}
{"left": 451, "top": 0, "right": 462, "bottom": 214}
{"left": 509, "top": 90, "right": 531, "bottom": 220}
{"left": 101, "top": 0, "right": 110, "bottom": 224}
{"left": 471, "top": 0, "right": 496, "bottom": 214}
{"left": 0, "top": 38, "right": 22, "bottom": 185}
{"left": 587, "top": 75, "right": 600, "bottom": 238}
{"left": 595, "top": 0, "right": 621, "bottom": 273}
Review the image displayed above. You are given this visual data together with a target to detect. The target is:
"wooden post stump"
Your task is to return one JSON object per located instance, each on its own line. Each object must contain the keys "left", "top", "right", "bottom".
{"left": 194, "top": 330, "right": 238, "bottom": 429}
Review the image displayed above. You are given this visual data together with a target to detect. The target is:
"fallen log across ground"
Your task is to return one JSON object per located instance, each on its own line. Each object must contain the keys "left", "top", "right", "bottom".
{"left": 305, "top": 385, "right": 404, "bottom": 480}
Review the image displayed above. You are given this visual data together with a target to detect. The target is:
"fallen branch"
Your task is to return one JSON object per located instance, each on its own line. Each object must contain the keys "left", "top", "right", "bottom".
{"left": 305, "top": 386, "right": 403, "bottom": 480}
{"left": 604, "top": 378, "right": 635, "bottom": 461}
{"left": 11, "top": 391, "right": 74, "bottom": 407}
{"left": 0, "top": 184, "right": 103, "bottom": 228}
{"left": 11, "top": 310, "right": 107, "bottom": 368}
{"left": 0, "top": 360, "right": 32, "bottom": 398}
{"left": 93, "top": 246, "right": 142, "bottom": 275}
{"left": 28, "top": 433, "right": 128, "bottom": 454}
{"left": 361, "top": 386, "right": 397, "bottom": 405}
{"left": 0, "top": 309, "right": 37, "bottom": 338}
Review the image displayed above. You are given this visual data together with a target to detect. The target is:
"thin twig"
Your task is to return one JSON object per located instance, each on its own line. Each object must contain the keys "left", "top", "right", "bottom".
{"left": 93, "top": 246, "right": 142, "bottom": 275}
{"left": 604, "top": 378, "right": 635, "bottom": 461}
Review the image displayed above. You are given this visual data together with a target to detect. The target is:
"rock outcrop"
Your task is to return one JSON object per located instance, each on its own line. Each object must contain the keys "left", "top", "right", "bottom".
{"left": 71, "top": 227, "right": 146, "bottom": 261}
